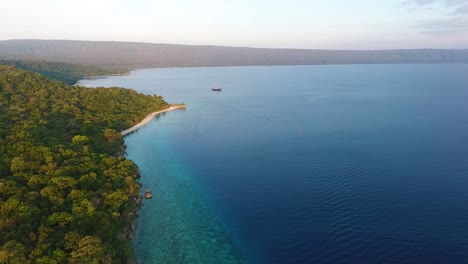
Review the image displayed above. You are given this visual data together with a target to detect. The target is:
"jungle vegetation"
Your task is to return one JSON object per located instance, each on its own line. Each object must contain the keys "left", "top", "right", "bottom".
{"left": 0, "top": 65, "right": 168, "bottom": 263}
{"left": 0, "top": 59, "right": 125, "bottom": 85}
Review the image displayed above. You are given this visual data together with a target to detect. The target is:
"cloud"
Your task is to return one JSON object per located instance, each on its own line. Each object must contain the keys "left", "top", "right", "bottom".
{"left": 402, "top": 0, "right": 468, "bottom": 34}
{"left": 402, "top": 0, "right": 437, "bottom": 5}
{"left": 417, "top": 16, "right": 468, "bottom": 34}
{"left": 453, "top": 4, "right": 468, "bottom": 13}
{"left": 402, "top": 0, "right": 468, "bottom": 7}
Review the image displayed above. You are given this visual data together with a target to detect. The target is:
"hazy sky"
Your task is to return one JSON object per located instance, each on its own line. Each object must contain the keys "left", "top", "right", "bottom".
{"left": 1, "top": 0, "right": 467, "bottom": 49}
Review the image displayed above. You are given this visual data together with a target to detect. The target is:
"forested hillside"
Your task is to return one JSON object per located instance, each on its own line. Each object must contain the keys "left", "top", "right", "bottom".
{"left": 1, "top": 39, "right": 467, "bottom": 69}
{"left": 0, "top": 59, "right": 123, "bottom": 85}
{"left": 0, "top": 65, "right": 168, "bottom": 263}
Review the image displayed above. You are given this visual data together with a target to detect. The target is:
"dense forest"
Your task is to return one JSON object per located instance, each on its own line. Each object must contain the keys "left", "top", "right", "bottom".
{"left": 1, "top": 40, "right": 468, "bottom": 69}
{"left": 0, "top": 65, "right": 168, "bottom": 263}
{"left": 0, "top": 59, "right": 124, "bottom": 85}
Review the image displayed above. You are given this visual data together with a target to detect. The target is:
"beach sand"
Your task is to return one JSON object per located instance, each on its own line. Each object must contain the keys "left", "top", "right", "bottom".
{"left": 121, "top": 104, "right": 186, "bottom": 136}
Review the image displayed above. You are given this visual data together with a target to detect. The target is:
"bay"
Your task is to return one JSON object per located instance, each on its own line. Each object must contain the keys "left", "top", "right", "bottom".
{"left": 79, "top": 64, "right": 468, "bottom": 263}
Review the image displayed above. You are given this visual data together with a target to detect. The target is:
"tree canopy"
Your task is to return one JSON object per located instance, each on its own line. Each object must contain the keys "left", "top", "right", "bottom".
{"left": 0, "top": 59, "right": 126, "bottom": 85}
{"left": 0, "top": 65, "right": 168, "bottom": 263}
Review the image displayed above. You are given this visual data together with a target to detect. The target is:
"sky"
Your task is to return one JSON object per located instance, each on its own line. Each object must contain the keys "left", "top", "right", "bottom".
{"left": 0, "top": 0, "right": 467, "bottom": 49}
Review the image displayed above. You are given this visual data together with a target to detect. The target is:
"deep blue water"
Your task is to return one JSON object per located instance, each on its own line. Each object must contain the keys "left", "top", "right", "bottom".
{"left": 79, "top": 64, "right": 468, "bottom": 264}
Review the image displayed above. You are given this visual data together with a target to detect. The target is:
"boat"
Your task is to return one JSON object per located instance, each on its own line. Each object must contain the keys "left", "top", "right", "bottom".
{"left": 212, "top": 87, "right": 222, "bottom": 92}
{"left": 145, "top": 189, "right": 152, "bottom": 199}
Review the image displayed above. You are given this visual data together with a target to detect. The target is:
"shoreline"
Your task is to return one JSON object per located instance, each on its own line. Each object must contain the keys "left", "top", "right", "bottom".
{"left": 121, "top": 104, "right": 186, "bottom": 136}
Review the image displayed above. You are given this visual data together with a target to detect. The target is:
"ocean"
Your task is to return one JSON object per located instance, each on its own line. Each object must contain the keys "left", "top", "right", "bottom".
{"left": 78, "top": 64, "right": 468, "bottom": 264}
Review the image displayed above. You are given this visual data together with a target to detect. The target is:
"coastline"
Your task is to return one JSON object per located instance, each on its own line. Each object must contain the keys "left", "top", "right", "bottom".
{"left": 81, "top": 73, "right": 247, "bottom": 263}
{"left": 121, "top": 103, "right": 185, "bottom": 263}
{"left": 121, "top": 104, "right": 186, "bottom": 136}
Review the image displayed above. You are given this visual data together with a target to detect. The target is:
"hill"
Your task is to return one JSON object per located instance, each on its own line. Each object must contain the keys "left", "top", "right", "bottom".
{"left": 0, "top": 65, "right": 168, "bottom": 262}
{"left": 0, "top": 59, "right": 122, "bottom": 85}
{"left": 1, "top": 39, "right": 467, "bottom": 69}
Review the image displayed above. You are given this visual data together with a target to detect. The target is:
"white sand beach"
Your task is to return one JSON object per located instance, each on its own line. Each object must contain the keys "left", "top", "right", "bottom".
{"left": 121, "top": 104, "right": 186, "bottom": 136}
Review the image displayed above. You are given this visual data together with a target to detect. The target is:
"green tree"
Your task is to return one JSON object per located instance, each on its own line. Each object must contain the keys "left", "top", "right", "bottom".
{"left": 0, "top": 65, "right": 169, "bottom": 262}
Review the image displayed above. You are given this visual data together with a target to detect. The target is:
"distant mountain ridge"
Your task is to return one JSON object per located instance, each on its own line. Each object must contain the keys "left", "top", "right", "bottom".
{"left": 1, "top": 39, "right": 467, "bottom": 69}
{"left": 0, "top": 59, "right": 118, "bottom": 84}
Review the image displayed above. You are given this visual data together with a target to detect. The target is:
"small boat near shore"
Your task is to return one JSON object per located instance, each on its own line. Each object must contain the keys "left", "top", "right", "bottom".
{"left": 145, "top": 189, "right": 152, "bottom": 199}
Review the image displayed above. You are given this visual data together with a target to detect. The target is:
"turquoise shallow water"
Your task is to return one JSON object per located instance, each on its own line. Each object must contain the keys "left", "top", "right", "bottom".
{"left": 123, "top": 114, "right": 245, "bottom": 263}
{"left": 79, "top": 64, "right": 468, "bottom": 264}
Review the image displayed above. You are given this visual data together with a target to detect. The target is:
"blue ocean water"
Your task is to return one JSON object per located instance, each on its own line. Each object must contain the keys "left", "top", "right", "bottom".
{"left": 79, "top": 64, "right": 468, "bottom": 264}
